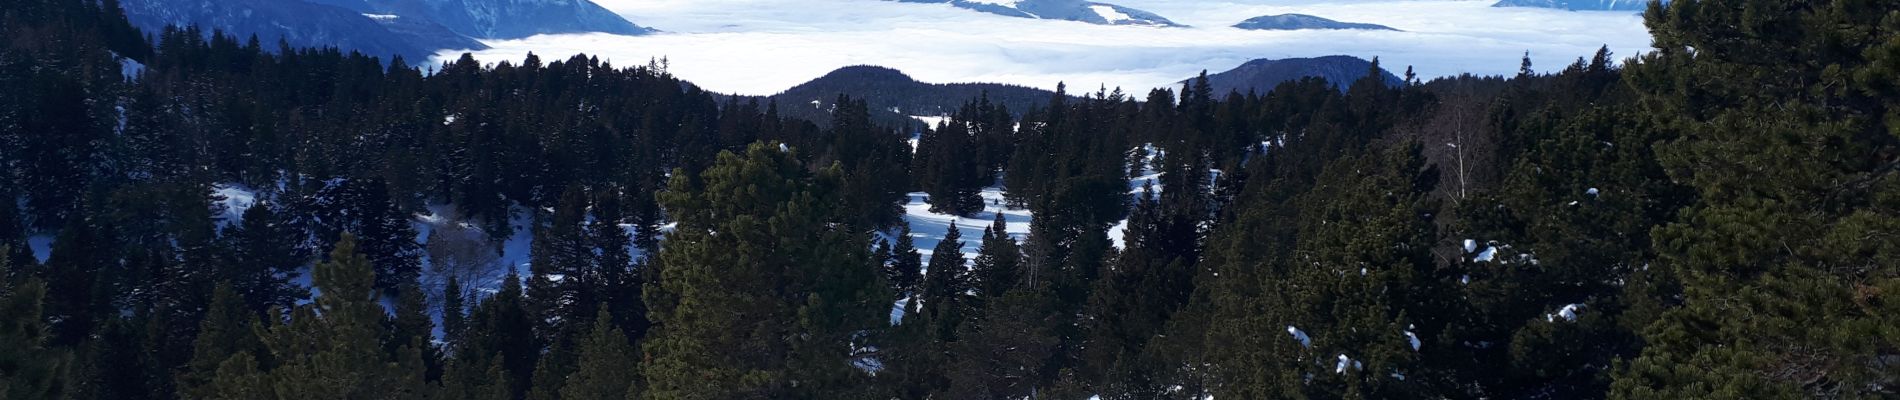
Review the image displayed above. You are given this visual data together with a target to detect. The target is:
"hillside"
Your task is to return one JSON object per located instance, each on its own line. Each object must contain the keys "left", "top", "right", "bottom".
{"left": 1197, "top": 55, "right": 1403, "bottom": 95}
{"left": 759, "top": 65, "right": 1062, "bottom": 128}
{"left": 1233, "top": 14, "right": 1398, "bottom": 31}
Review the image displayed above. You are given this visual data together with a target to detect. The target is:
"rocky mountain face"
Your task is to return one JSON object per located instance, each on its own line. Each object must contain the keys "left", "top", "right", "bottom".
{"left": 1233, "top": 14, "right": 1397, "bottom": 31}
{"left": 893, "top": 0, "right": 1181, "bottom": 27}
{"left": 1195, "top": 56, "right": 1403, "bottom": 95}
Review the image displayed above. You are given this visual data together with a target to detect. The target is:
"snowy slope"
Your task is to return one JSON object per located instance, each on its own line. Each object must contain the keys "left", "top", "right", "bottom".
{"left": 120, "top": 0, "right": 484, "bottom": 61}
{"left": 1492, "top": 0, "right": 1660, "bottom": 11}
{"left": 891, "top": 0, "right": 1181, "bottom": 27}
{"left": 364, "top": 0, "right": 655, "bottom": 39}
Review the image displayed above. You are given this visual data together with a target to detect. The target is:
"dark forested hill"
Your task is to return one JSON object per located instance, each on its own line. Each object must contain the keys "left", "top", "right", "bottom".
{"left": 756, "top": 65, "right": 1062, "bottom": 128}
{"left": 1196, "top": 55, "right": 1404, "bottom": 95}
{"left": 1233, "top": 14, "right": 1398, "bottom": 31}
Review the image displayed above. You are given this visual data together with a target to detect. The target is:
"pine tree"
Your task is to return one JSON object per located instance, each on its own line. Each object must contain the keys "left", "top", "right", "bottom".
{"left": 0, "top": 249, "right": 71, "bottom": 399}
{"left": 946, "top": 287, "right": 1059, "bottom": 399}
{"left": 452, "top": 270, "right": 538, "bottom": 399}
{"left": 177, "top": 283, "right": 263, "bottom": 399}
{"left": 642, "top": 142, "right": 887, "bottom": 399}
{"left": 247, "top": 233, "right": 435, "bottom": 399}
{"left": 1609, "top": 1, "right": 1900, "bottom": 398}
{"left": 560, "top": 306, "right": 640, "bottom": 400}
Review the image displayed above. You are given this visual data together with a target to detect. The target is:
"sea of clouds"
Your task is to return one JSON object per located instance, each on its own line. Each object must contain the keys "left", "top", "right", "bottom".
{"left": 432, "top": 0, "right": 1652, "bottom": 96}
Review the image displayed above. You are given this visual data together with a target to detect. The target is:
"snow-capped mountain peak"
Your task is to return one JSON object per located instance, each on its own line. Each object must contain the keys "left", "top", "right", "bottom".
{"left": 893, "top": 0, "right": 1181, "bottom": 27}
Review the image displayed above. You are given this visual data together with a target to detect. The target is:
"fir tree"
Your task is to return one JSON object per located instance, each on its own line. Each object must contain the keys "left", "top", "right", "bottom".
{"left": 970, "top": 212, "right": 1022, "bottom": 303}
{"left": 887, "top": 224, "right": 924, "bottom": 302}
{"left": 222, "top": 199, "right": 309, "bottom": 314}
{"left": 919, "top": 222, "right": 972, "bottom": 341}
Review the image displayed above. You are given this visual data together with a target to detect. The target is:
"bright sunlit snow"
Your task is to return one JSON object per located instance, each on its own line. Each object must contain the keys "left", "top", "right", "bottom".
{"left": 443, "top": 0, "right": 1652, "bottom": 95}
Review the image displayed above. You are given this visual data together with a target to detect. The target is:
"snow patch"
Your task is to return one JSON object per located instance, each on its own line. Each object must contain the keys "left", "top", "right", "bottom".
{"left": 212, "top": 184, "right": 259, "bottom": 229}
{"left": 899, "top": 189, "right": 1029, "bottom": 265}
{"left": 119, "top": 57, "right": 144, "bottom": 81}
{"left": 1287, "top": 325, "right": 1311, "bottom": 348}
{"left": 1090, "top": 5, "right": 1132, "bottom": 23}
{"left": 362, "top": 13, "right": 400, "bottom": 21}
{"left": 1474, "top": 245, "right": 1497, "bottom": 262}
{"left": 1547, "top": 303, "right": 1583, "bottom": 322}
{"left": 27, "top": 235, "right": 54, "bottom": 263}
{"left": 1404, "top": 329, "right": 1421, "bottom": 351}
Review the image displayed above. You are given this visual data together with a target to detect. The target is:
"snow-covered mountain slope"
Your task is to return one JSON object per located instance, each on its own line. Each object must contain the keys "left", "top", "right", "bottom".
{"left": 1196, "top": 56, "right": 1403, "bottom": 95}
{"left": 119, "top": 0, "right": 649, "bottom": 62}
{"left": 892, "top": 0, "right": 1181, "bottom": 27}
{"left": 1492, "top": 0, "right": 1661, "bottom": 11}
{"left": 363, "top": 0, "right": 654, "bottom": 39}
{"left": 1233, "top": 14, "right": 1397, "bottom": 31}
{"left": 120, "top": 0, "right": 485, "bottom": 61}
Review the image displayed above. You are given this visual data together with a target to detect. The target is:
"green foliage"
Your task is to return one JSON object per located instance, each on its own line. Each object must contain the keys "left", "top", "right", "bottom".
{"left": 229, "top": 234, "right": 435, "bottom": 399}
{"left": 0, "top": 248, "right": 71, "bottom": 399}
{"left": 642, "top": 142, "right": 887, "bottom": 399}
{"left": 560, "top": 306, "right": 640, "bottom": 400}
{"left": 1608, "top": 1, "right": 1900, "bottom": 399}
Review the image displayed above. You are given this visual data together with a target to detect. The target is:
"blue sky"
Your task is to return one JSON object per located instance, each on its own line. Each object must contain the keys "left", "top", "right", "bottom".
{"left": 437, "top": 0, "right": 1651, "bottom": 95}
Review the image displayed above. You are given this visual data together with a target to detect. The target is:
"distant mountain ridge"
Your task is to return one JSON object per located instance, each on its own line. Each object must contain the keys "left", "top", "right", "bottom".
{"left": 1234, "top": 14, "right": 1397, "bottom": 31}
{"left": 119, "top": 0, "right": 648, "bottom": 62}
{"left": 892, "top": 0, "right": 1181, "bottom": 27}
{"left": 753, "top": 65, "right": 1063, "bottom": 128}
{"left": 357, "top": 0, "right": 653, "bottom": 39}
{"left": 1492, "top": 0, "right": 1661, "bottom": 11}
{"left": 1197, "top": 56, "right": 1403, "bottom": 95}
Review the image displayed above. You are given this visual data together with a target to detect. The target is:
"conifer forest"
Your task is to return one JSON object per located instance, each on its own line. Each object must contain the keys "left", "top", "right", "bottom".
{"left": 0, "top": 0, "right": 1897, "bottom": 399}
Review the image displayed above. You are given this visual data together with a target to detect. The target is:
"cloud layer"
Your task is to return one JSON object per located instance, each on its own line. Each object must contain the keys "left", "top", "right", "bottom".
{"left": 434, "top": 0, "right": 1652, "bottom": 96}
